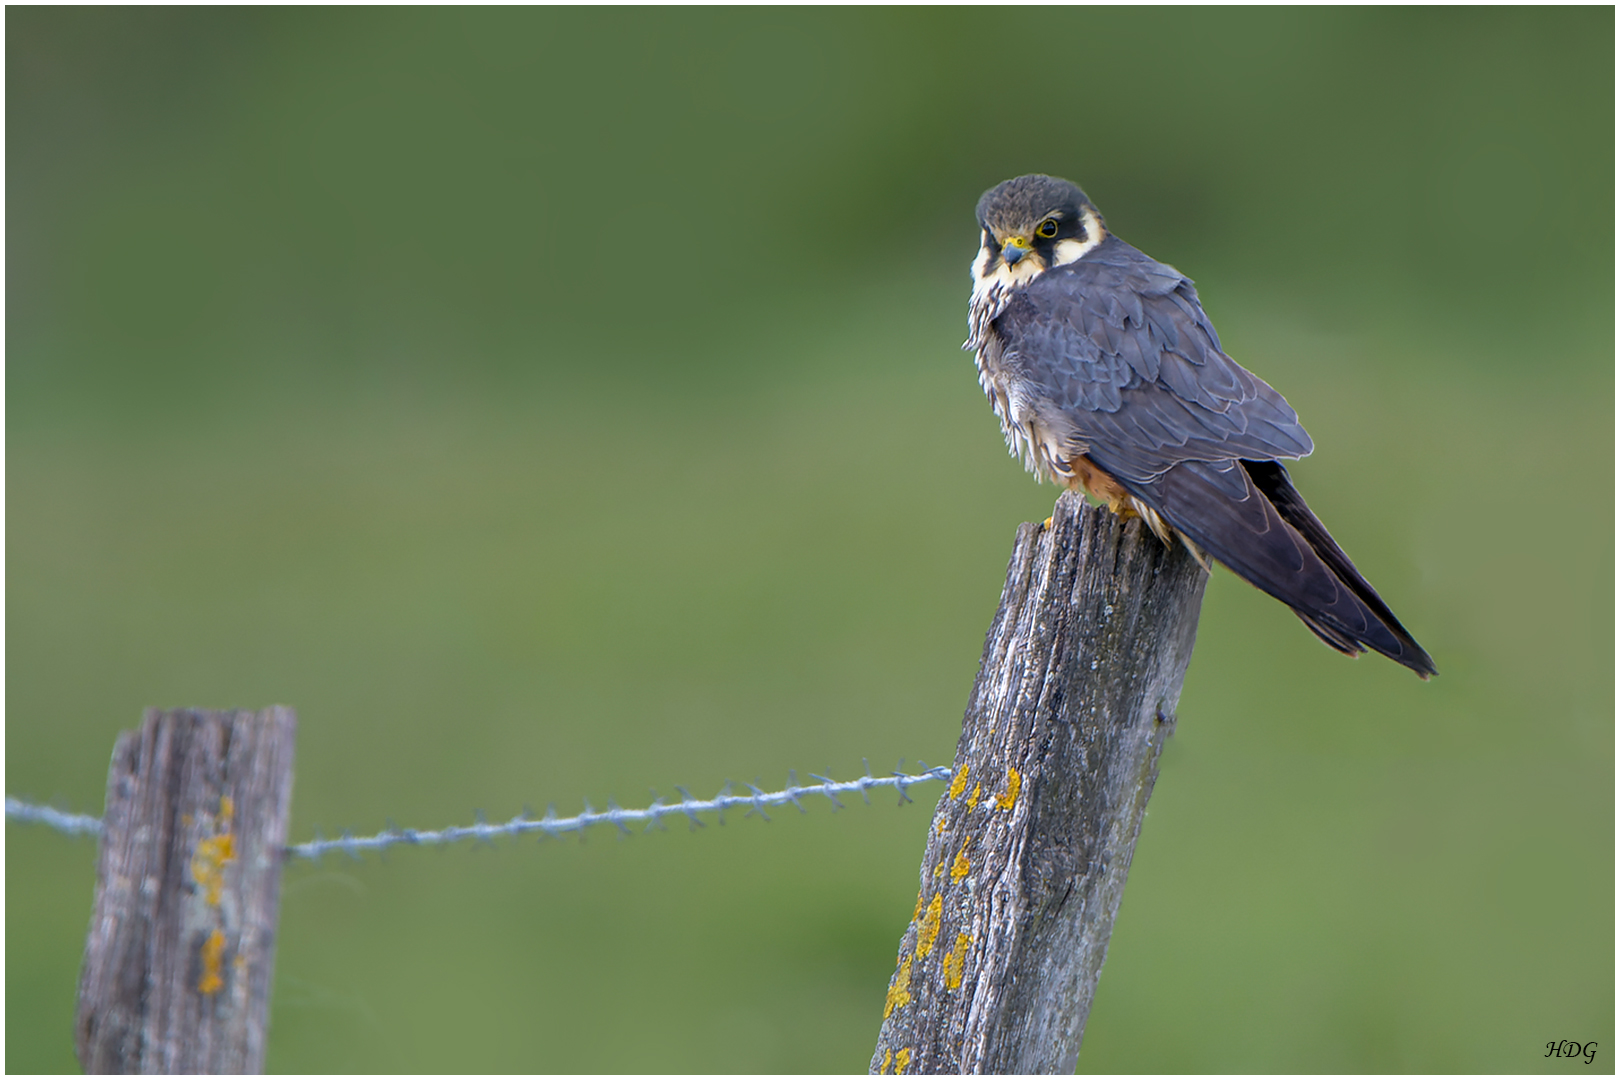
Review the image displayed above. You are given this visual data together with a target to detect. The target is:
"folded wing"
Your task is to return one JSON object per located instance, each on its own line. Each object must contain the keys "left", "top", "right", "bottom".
{"left": 993, "top": 236, "right": 1434, "bottom": 676}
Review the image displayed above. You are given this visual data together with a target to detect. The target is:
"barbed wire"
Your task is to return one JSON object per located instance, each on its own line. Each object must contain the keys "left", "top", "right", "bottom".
{"left": 5, "top": 798, "right": 104, "bottom": 837}
{"left": 5, "top": 761, "right": 952, "bottom": 861}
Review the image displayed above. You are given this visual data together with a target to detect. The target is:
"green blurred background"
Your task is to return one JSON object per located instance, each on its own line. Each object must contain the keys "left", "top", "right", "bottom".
{"left": 7, "top": 8, "right": 1612, "bottom": 1072}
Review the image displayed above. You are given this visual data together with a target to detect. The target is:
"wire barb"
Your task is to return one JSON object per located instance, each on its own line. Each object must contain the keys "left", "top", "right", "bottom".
{"left": 784, "top": 770, "right": 807, "bottom": 814}
{"left": 672, "top": 787, "right": 705, "bottom": 831}
{"left": 808, "top": 774, "right": 845, "bottom": 811}
{"left": 742, "top": 781, "right": 771, "bottom": 822}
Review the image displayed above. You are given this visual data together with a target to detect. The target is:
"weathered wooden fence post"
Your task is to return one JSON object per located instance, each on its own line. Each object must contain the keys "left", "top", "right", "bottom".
{"left": 871, "top": 492, "right": 1207, "bottom": 1074}
{"left": 75, "top": 707, "right": 296, "bottom": 1074}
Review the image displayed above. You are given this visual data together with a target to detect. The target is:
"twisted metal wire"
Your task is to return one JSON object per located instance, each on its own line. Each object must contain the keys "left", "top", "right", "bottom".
{"left": 4, "top": 797, "right": 104, "bottom": 837}
{"left": 5, "top": 761, "right": 952, "bottom": 861}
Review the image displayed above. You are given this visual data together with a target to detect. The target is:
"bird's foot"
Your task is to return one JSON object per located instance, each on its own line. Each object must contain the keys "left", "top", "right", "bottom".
{"left": 1106, "top": 494, "right": 1138, "bottom": 519}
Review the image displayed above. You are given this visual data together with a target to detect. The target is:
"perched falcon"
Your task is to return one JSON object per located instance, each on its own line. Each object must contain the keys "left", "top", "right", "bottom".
{"left": 967, "top": 174, "right": 1435, "bottom": 677}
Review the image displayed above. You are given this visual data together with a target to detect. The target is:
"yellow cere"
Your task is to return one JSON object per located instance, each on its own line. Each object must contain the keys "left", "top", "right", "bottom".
{"left": 944, "top": 933, "right": 972, "bottom": 991}
{"left": 951, "top": 844, "right": 971, "bottom": 882}
{"left": 917, "top": 895, "right": 943, "bottom": 957}
{"left": 896, "top": 1048, "right": 912, "bottom": 1072}
{"left": 948, "top": 765, "right": 968, "bottom": 799}
{"left": 996, "top": 767, "right": 1022, "bottom": 810}
{"left": 198, "top": 928, "right": 226, "bottom": 995}
{"left": 967, "top": 783, "right": 981, "bottom": 808}
{"left": 883, "top": 954, "right": 913, "bottom": 1018}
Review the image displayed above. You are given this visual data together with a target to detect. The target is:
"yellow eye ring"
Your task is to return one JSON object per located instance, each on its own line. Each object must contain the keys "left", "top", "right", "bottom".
{"left": 1036, "top": 219, "right": 1059, "bottom": 239}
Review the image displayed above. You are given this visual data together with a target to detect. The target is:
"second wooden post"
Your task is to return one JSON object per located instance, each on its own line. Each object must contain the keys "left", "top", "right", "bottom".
{"left": 75, "top": 706, "right": 296, "bottom": 1074}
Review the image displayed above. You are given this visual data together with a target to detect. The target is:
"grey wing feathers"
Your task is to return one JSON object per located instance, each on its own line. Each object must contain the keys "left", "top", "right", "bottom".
{"left": 989, "top": 234, "right": 1435, "bottom": 677}
{"left": 998, "top": 235, "right": 1313, "bottom": 481}
{"left": 1137, "top": 460, "right": 1437, "bottom": 675}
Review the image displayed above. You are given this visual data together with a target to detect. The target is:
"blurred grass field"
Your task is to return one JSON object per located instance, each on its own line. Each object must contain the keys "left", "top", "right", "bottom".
{"left": 7, "top": 8, "right": 1613, "bottom": 1072}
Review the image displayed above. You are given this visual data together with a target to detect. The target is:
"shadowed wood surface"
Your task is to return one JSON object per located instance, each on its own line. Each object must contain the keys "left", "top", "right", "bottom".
{"left": 75, "top": 707, "right": 296, "bottom": 1074}
{"left": 870, "top": 492, "right": 1207, "bottom": 1074}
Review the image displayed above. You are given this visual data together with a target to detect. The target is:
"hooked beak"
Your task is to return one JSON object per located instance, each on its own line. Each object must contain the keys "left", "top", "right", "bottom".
{"left": 1001, "top": 237, "right": 1031, "bottom": 265}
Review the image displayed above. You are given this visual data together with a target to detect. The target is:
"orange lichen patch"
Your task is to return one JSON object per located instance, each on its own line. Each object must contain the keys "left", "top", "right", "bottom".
{"left": 880, "top": 1049, "right": 892, "bottom": 1074}
{"left": 883, "top": 954, "right": 913, "bottom": 1019}
{"left": 943, "top": 933, "right": 972, "bottom": 990}
{"left": 950, "top": 843, "right": 971, "bottom": 883}
{"left": 917, "top": 895, "right": 943, "bottom": 957}
{"left": 198, "top": 928, "right": 227, "bottom": 995}
{"left": 948, "top": 765, "right": 968, "bottom": 799}
{"left": 191, "top": 832, "right": 235, "bottom": 906}
{"left": 995, "top": 767, "right": 1021, "bottom": 810}
{"left": 190, "top": 795, "right": 237, "bottom": 906}
{"left": 967, "top": 783, "right": 981, "bottom": 809}
{"left": 935, "top": 817, "right": 945, "bottom": 834}
{"left": 911, "top": 891, "right": 924, "bottom": 922}
{"left": 895, "top": 1047, "right": 912, "bottom": 1072}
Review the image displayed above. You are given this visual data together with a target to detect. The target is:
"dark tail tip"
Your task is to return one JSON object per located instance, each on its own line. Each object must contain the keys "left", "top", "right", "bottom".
{"left": 1243, "top": 460, "right": 1436, "bottom": 680}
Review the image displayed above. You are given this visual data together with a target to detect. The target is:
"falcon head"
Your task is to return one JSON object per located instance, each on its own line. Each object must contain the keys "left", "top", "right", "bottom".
{"left": 972, "top": 174, "right": 1107, "bottom": 292}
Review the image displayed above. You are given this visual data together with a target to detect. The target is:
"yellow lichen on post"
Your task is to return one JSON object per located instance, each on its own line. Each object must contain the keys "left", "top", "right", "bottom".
{"left": 880, "top": 1048, "right": 892, "bottom": 1074}
{"left": 190, "top": 796, "right": 237, "bottom": 995}
{"left": 950, "top": 843, "right": 971, "bottom": 882}
{"left": 943, "top": 932, "right": 972, "bottom": 990}
{"left": 995, "top": 766, "right": 1022, "bottom": 810}
{"left": 895, "top": 1047, "right": 912, "bottom": 1072}
{"left": 948, "top": 765, "right": 968, "bottom": 799}
{"left": 190, "top": 796, "right": 236, "bottom": 906}
{"left": 911, "top": 891, "right": 924, "bottom": 922}
{"left": 197, "top": 928, "right": 226, "bottom": 995}
{"left": 967, "top": 782, "right": 981, "bottom": 808}
{"left": 883, "top": 954, "right": 913, "bottom": 1018}
{"left": 191, "top": 833, "right": 235, "bottom": 906}
{"left": 917, "top": 895, "right": 943, "bottom": 957}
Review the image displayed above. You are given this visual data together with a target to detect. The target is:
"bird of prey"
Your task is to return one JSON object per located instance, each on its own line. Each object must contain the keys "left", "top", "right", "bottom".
{"left": 967, "top": 174, "right": 1435, "bottom": 677}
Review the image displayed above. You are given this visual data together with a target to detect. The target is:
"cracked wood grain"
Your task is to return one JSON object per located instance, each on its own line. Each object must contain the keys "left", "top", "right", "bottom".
{"left": 871, "top": 492, "right": 1207, "bottom": 1074}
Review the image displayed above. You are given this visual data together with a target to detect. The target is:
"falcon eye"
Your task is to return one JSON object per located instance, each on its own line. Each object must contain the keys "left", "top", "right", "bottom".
{"left": 1036, "top": 219, "right": 1060, "bottom": 239}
